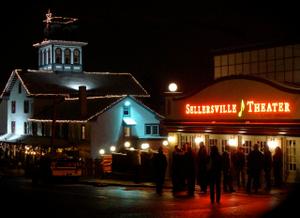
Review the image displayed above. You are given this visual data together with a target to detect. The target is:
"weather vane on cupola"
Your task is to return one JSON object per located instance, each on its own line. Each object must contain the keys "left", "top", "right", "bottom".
{"left": 43, "top": 9, "right": 79, "bottom": 40}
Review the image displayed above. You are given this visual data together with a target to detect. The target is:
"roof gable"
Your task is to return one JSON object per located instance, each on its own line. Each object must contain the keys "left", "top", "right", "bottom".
{"left": 1, "top": 69, "right": 149, "bottom": 98}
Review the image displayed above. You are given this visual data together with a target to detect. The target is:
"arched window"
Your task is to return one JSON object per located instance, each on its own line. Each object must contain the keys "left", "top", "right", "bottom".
{"left": 43, "top": 50, "right": 47, "bottom": 65}
{"left": 55, "top": 48, "right": 62, "bottom": 64}
{"left": 65, "top": 48, "right": 71, "bottom": 64}
{"left": 48, "top": 49, "right": 51, "bottom": 64}
{"left": 73, "top": 49, "right": 80, "bottom": 64}
{"left": 39, "top": 50, "right": 43, "bottom": 65}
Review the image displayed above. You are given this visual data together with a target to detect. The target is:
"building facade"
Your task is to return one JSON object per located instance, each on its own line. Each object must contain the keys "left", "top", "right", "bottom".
{"left": 164, "top": 42, "right": 300, "bottom": 183}
{"left": 213, "top": 43, "right": 300, "bottom": 84}
{"left": 0, "top": 11, "right": 165, "bottom": 163}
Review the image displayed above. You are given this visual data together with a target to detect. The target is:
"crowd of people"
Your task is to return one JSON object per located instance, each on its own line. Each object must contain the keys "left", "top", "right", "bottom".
{"left": 166, "top": 142, "right": 284, "bottom": 204}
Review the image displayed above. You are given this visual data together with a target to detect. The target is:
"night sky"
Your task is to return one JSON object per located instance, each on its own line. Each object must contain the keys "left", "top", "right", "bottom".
{"left": 1, "top": 1, "right": 298, "bottom": 111}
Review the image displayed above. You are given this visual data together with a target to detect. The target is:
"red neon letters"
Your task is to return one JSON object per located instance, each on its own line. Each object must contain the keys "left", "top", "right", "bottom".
{"left": 185, "top": 100, "right": 291, "bottom": 116}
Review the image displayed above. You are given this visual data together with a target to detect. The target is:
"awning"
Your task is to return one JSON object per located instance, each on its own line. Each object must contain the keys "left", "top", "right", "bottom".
{"left": 123, "top": 117, "right": 137, "bottom": 125}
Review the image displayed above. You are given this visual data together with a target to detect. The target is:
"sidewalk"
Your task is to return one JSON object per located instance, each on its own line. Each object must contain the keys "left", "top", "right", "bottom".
{"left": 79, "top": 176, "right": 291, "bottom": 196}
{"left": 80, "top": 176, "right": 173, "bottom": 189}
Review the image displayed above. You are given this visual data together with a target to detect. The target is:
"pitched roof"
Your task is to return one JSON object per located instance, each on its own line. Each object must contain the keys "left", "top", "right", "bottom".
{"left": 1, "top": 69, "right": 149, "bottom": 98}
{"left": 30, "top": 97, "right": 122, "bottom": 122}
{"left": 29, "top": 96, "right": 164, "bottom": 122}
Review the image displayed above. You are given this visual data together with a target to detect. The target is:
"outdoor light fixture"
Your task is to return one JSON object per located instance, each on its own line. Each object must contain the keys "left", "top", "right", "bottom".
{"left": 168, "top": 135, "right": 176, "bottom": 143}
{"left": 168, "top": 83, "right": 178, "bottom": 92}
{"left": 141, "top": 143, "right": 149, "bottom": 150}
{"left": 195, "top": 137, "right": 203, "bottom": 144}
{"left": 99, "top": 149, "right": 105, "bottom": 155}
{"left": 162, "top": 140, "right": 168, "bottom": 146}
{"left": 124, "top": 141, "right": 131, "bottom": 148}
{"left": 267, "top": 138, "right": 278, "bottom": 150}
{"left": 228, "top": 137, "right": 237, "bottom": 147}
{"left": 124, "top": 101, "right": 131, "bottom": 106}
{"left": 110, "top": 146, "right": 116, "bottom": 152}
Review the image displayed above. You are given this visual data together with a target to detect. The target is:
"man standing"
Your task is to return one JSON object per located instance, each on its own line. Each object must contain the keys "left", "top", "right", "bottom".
{"left": 153, "top": 146, "right": 168, "bottom": 195}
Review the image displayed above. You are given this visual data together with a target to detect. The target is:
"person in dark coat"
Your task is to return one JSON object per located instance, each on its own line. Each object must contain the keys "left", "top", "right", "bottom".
{"left": 232, "top": 146, "right": 246, "bottom": 188}
{"left": 153, "top": 146, "right": 168, "bottom": 195}
{"left": 208, "top": 145, "right": 222, "bottom": 204}
{"left": 263, "top": 144, "right": 272, "bottom": 192}
{"left": 273, "top": 146, "right": 283, "bottom": 188}
{"left": 171, "top": 145, "right": 181, "bottom": 193}
{"left": 246, "top": 144, "right": 264, "bottom": 193}
{"left": 185, "top": 143, "right": 196, "bottom": 196}
{"left": 197, "top": 142, "right": 209, "bottom": 193}
{"left": 222, "top": 145, "right": 235, "bottom": 192}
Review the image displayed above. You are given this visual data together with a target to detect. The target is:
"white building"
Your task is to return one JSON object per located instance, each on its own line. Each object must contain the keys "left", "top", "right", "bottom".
{"left": 0, "top": 11, "right": 165, "bottom": 160}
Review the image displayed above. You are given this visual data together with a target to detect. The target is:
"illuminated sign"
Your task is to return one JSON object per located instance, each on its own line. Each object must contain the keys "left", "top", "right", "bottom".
{"left": 185, "top": 99, "right": 291, "bottom": 117}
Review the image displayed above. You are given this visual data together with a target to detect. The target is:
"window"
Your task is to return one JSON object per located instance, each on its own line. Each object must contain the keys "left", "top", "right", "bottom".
{"left": 11, "top": 121, "right": 15, "bottom": 134}
{"left": 55, "top": 48, "right": 62, "bottom": 64}
{"left": 81, "top": 125, "right": 86, "bottom": 140}
{"left": 41, "top": 123, "right": 46, "bottom": 136}
{"left": 43, "top": 50, "right": 47, "bottom": 65}
{"left": 48, "top": 49, "right": 51, "bottom": 64}
{"left": 24, "top": 100, "right": 29, "bottom": 113}
{"left": 145, "top": 125, "right": 151, "bottom": 134}
{"left": 145, "top": 124, "right": 159, "bottom": 135}
{"left": 11, "top": 101, "right": 16, "bottom": 113}
{"left": 208, "top": 139, "right": 218, "bottom": 147}
{"left": 40, "top": 50, "right": 43, "bottom": 65}
{"left": 62, "top": 123, "right": 68, "bottom": 139}
{"left": 18, "top": 82, "right": 22, "bottom": 93}
{"left": 65, "top": 48, "right": 71, "bottom": 64}
{"left": 24, "top": 122, "right": 28, "bottom": 134}
{"left": 74, "top": 49, "right": 80, "bottom": 64}
{"left": 32, "top": 122, "right": 37, "bottom": 136}
{"left": 123, "top": 106, "right": 130, "bottom": 116}
{"left": 287, "top": 140, "right": 297, "bottom": 171}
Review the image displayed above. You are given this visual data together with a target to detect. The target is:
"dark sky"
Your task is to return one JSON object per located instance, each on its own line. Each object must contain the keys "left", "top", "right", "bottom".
{"left": 0, "top": 1, "right": 298, "bottom": 110}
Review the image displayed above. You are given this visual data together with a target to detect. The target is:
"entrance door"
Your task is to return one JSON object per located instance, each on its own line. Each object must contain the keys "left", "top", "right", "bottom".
{"left": 285, "top": 139, "right": 297, "bottom": 183}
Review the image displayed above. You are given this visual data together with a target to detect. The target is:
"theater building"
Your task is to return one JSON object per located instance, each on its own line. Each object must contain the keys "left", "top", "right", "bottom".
{"left": 164, "top": 76, "right": 300, "bottom": 184}
{"left": 164, "top": 42, "right": 300, "bottom": 183}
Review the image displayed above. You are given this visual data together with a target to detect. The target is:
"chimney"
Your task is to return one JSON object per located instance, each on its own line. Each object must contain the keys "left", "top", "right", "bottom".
{"left": 79, "top": 86, "right": 87, "bottom": 118}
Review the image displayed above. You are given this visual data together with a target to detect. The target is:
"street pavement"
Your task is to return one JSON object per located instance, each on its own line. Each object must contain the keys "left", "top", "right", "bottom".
{"left": 1, "top": 174, "right": 297, "bottom": 217}
{"left": 79, "top": 175, "right": 292, "bottom": 198}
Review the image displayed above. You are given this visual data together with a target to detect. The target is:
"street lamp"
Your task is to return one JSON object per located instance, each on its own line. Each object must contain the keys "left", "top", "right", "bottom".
{"left": 168, "top": 83, "right": 178, "bottom": 92}
{"left": 99, "top": 149, "right": 105, "bottom": 155}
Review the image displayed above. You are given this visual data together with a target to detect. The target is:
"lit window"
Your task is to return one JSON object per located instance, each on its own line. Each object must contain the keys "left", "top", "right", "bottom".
{"left": 11, "top": 121, "right": 15, "bottom": 134}
{"left": 145, "top": 124, "right": 159, "bottom": 135}
{"left": 11, "top": 101, "right": 16, "bottom": 113}
{"left": 65, "top": 48, "right": 71, "bottom": 64}
{"left": 74, "top": 49, "right": 80, "bottom": 64}
{"left": 24, "top": 100, "right": 29, "bottom": 113}
{"left": 55, "top": 48, "right": 62, "bottom": 64}
{"left": 81, "top": 125, "right": 86, "bottom": 140}
{"left": 287, "top": 140, "right": 297, "bottom": 171}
